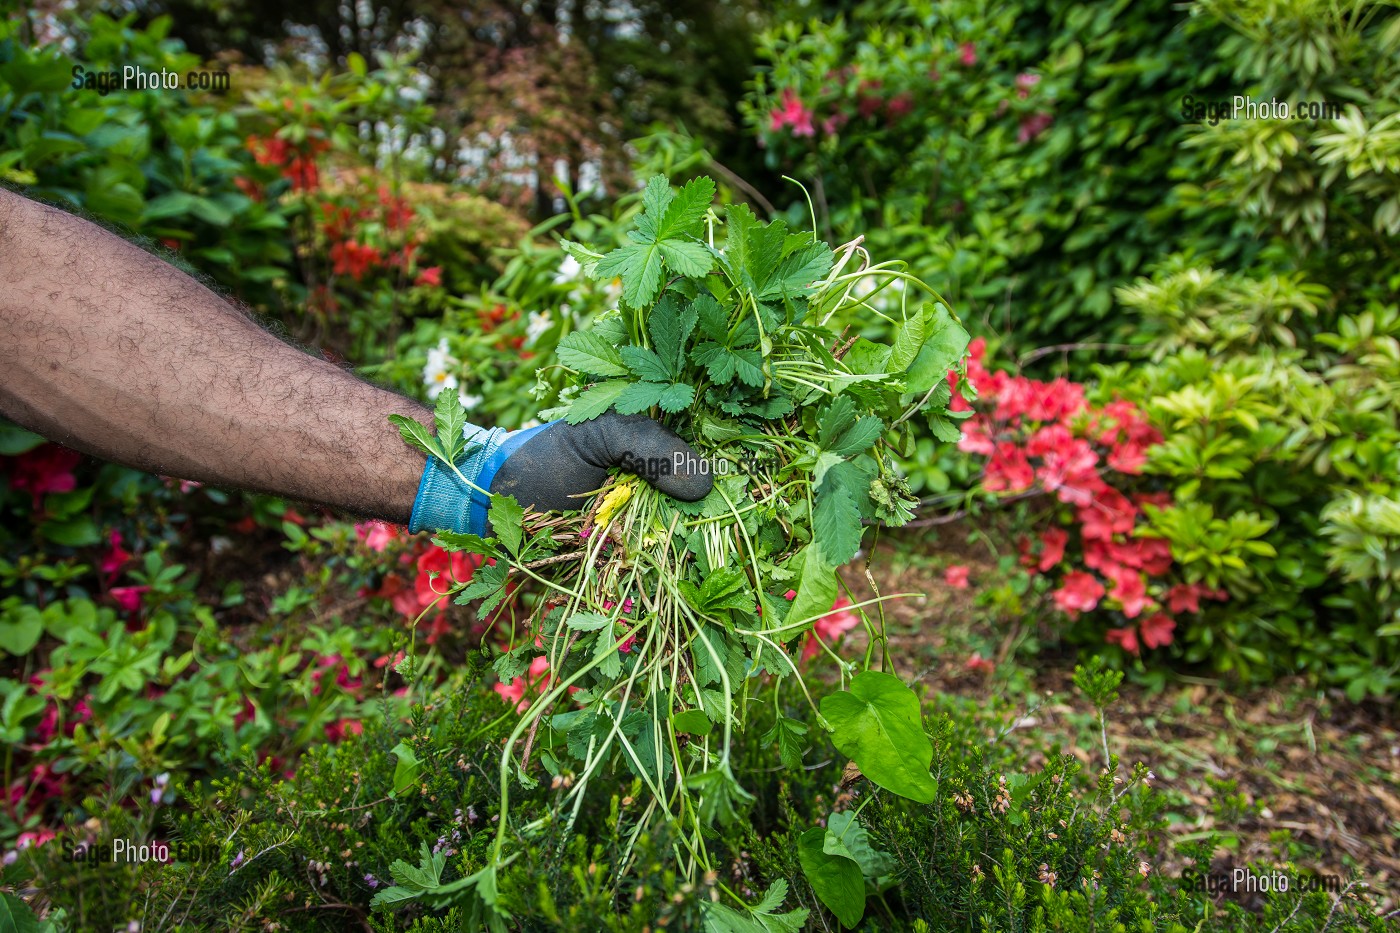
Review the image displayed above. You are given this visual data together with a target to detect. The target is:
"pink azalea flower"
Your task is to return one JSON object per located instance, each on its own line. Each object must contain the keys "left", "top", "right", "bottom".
{"left": 1167, "top": 583, "right": 1205, "bottom": 614}
{"left": 494, "top": 656, "right": 552, "bottom": 712}
{"left": 324, "top": 719, "right": 364, "bottom": 743}
{"left": 959, "top": 42, "right": 977, "bottom": 66}
{"left": 99, "top": 531, "right": 132, "bottom": 582}
{"left": 783, "top": 589, "right": 797, "bottom": 601}
{"left": 6, "top": 444, "right": 81, "bottom": 509}
{"left": 1140, "top": 612, "right": 1175, "bottom": 649}
{"left": 801, "top": 596, "right": 861, "bottom": 662}
{"left": 415, "top": 266, "right": 442, "bottom": 288}
{"left": 1109, "top": 569, "right": 1151, "bottom": 619}
{"left": 769, "top": 88, "right": 816, "bottom": 137}
{"left": 355, "top": 521, "right": 400, "bottom": 552}
{"left": 1037, "top": 527, "right": 1068, "bottom": 572}
{"left": 1105, "top": 627, "right": 1140, "bottom": 655}
{"left": 1051, "top": 571, "right": 1104, "bottom": 616}
{"left": 944, "top": 565, "right": 971, "bottom": 589}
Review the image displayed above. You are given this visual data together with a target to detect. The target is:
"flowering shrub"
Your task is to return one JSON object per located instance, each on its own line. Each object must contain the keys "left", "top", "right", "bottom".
{"left": 952, "top": 340, "right": 1233, "bottom": 659}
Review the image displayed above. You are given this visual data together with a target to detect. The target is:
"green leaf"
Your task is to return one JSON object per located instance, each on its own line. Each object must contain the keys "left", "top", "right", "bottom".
{"left": 557, "top": 331, "right": 630, "bottom": 377}
{"left": 390, "top": 742, "right": 422, "bottom": 798}
{"left": 592, "top": 629, "right": 623, "bottom": 679}
{"left": 434, "top": 390, "right": 468, "bottom": 462}
{"left": 0, "top": 604, "right": 43, "bottom": 656}
{"left": 814, "top": 460, "right": 865, "bottom": 566}
{"left": 686, "top": 765, "right": 755, "bottom": 827}
{"left": 655, "top": 175, "right": 716, "bottom": 239}
{"left": 566, "top": 611, "right": 610, "bottom": 632}
{"left": 0, "top": 423, "right": 44, "bottom": 456}
{"left": 621, "top": 346, "right": 673, "bottom": 382}
{"left": 761, "top": 241, "right": 834, "bottom": 299}
{"left": 614, "top": 382, "right": 668, "bottom": 415}
{"left": 825, "top": 811, "right": 895, "bottom": 883}
{"left": 648, "top": 294, "right": 697, "bottom": 374}
{"left": 594, "top": 240, "right": 665, "bottom": 308}
{"left": 388, "top": 414, "right": 442, "bottom": 461}
{"left": 817, "top": 396, "right": 858, "bottom": 449}
{"left": 659, "top": 239, "right": 713, "bottom": 277}
{"left": 488, "top": 495, "right": 525, "bottom": 555}
{"left": 826, "top": 416, "right": 884, "bottom": 458}
{"left": 658, "top": 383, "right": 696, "bottom": 413}
{"left": 698, "top": 566, "right": 755, "bottom": 613}
{"left": 693, "top": 293, "right": 729, "bottom": 341}
{"left": 786, "top": 546, "right": 840, "bottom": 633}
{"left": 566, "top": 380, "right": 630, "bottom": 424}
{"left": 887, "top": 309, "right": 928, "bottom": 373}
{"left": 798, "top": 827, "right": 865, "bottom": 929}
{"left": 672, "top": 708, "right": 714, "bottom": 736}
{"left": 40, "top": 517, "right": 99, "bottom": 547}
{"left": 0, "top": 893, "right": 42, "bottom": 933}
{"left": 905, "top": 304, "right": 970, "bottom": 393}
{"left": 431, "top": 531, "right": 498, "bottom": 557}
{"left": 820, "top": 671, "right": 937, "bottom": 803}
{"left": 453, "top": 560, "right": 508, "bottom": 605}
{"left": 760, "top": 715, "right": 809, "bottom": 769}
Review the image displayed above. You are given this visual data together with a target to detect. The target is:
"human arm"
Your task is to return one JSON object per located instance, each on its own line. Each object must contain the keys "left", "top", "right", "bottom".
{"left": 0, "top": 189, "right": 712, "bottom": 528}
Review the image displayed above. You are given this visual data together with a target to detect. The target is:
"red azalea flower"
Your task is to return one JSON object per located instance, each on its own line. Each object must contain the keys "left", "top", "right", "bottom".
{"left": 6, "top": 444, "right": 81, "bottom": 509}
{"left": 944, "top": 564, "right": 971, "bottom": 589}
{"left": 769, "top": 88, "right": 816, "bottom": 137}
{"left": 494, "top": 655, "right": 551, "bottom": 712}
{"left": 1052, "top": 571, "right": 1105, "bottom": 616}
{"left": 1166, "top": 582, "right": 1207, "bottom": 614}
{"left": 1105, "top": 627, "right": 1140, "bottom": 655}
{"left": 415, "top": 266, "right": 442, "bottom": 288}
{"left": 1037, "top": 527, "right": 1068, "bottom": 572}
{"left": 324, "top": 719, "right": 364, "bottom": 743}
{"left": 984, "top": 442, "right": 1035, "bottom": 492}
{"left": 100, "top": 530, "right": 132, "bottom": 582}
{"left": 1140, "top": 612, "right": 1175, "bottom": 649}
{"left": 1109, "top": 570, "right": 1151, "bottom": 619}
{"left": 1077, "top": 487, "right": 1137, "bottom": 542}
{"left": 1018, "top": 111, "right": 1054, "bottom": 143}
{"left": 110, "top": 585, "right": 150, "bottom": 613}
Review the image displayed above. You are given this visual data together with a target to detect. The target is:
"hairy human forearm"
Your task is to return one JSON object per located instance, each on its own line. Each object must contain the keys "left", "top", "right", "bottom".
{"left": 0, "top": 189, "right": 429, "bottom": 523}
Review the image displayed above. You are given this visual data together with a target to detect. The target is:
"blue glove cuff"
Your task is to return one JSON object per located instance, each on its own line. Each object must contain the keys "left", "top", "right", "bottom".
{"left": 408, "top": 424, "right": 509, "bottom": 535}
{"left": 407, "top": 420, "right": 559, "bottom": 535}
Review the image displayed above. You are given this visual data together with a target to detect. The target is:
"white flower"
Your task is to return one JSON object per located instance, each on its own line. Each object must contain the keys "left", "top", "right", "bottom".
{"left": 423, "top": 338, "right": 459, "bottom": 399}
{"left": 525, "top": 310, "right": 553, "bottom": 347}
{"left": 458, "top": 389, "right": 483, "bottom": 411}
{"left": 553, "top": 254, "right": 582, "bottom": 285}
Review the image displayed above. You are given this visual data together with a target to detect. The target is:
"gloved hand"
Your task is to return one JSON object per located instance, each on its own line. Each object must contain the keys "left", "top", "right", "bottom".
{"left": 408, "top": 413, "right": 714, "bottom": 535}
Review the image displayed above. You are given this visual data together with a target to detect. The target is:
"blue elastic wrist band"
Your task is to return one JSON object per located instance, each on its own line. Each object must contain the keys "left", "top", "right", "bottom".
{"left": 407, "top": 420, "right": 560, "bottom": 535}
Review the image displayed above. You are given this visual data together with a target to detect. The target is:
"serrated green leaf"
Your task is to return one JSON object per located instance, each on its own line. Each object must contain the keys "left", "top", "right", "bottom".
{"left": 816, "top": 396, "right": 857, "bottom": 449}
{"left": 488, "top": 495, "right": 525, "bottom": 555}
{"left": 658, "top": 383, "right": 696, "bottom": 413}
{"left": 814, "top": 460, "right": 865, "bottom": 566}
{"left": 621, "top": 346, "right": 672, "bottom": 382}
{"left": 693, "top": 293, "right": 729, "bottom": 341}
{"left": 452, "top": 560, "right": 508, "bottom": 605}
{"left": 557, "top": 331, "right": 630, "bottom": 377}
{"left": 760, "top": 715, "right": 809, "bottom": 769}
{"left": 656, "top": 175, "right": 715, "bottom": 239}
{"left": 614, "top": 382, "right": 668, "bottom": 415}
{"left": 826, "top": 416, "right": 884, "bottom": 458}
{"left": 887, "top": 309, "right": 928, "bottom": 373}
{"left": 434, "top": 390, "right": 468, "bottom": 462}
{"left": 566, "top": 380, "right": 630, "bottom": 423}
{"left": 389, "top": 414, "right": 442, "bottom": 461}
{"left": 593, "top": 629, "right": 623, "bottom": 679}
{"left": 567, "top": 611, "right": 610, "bottom": 632}
{"left": 761, "top": 241, "right": 833, "bottom": 299}
{"left": 659, "top": 239, "right": 712, "bottom": 277}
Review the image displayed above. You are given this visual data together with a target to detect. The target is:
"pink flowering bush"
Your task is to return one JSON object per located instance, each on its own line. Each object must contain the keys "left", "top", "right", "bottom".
{"left": 953, "top": 340, "right": 1227, "bottom": 658}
